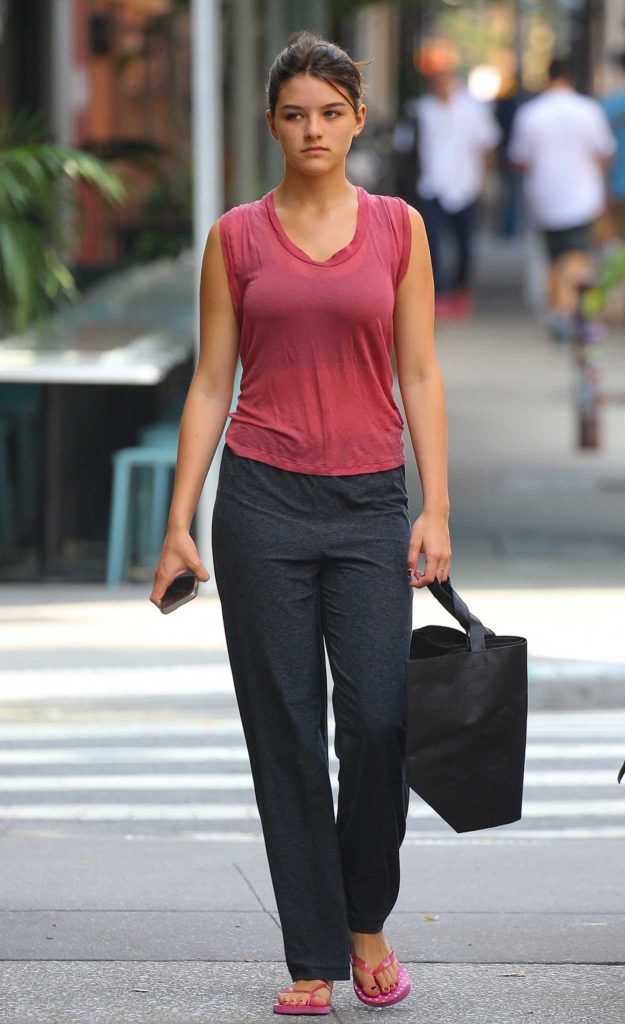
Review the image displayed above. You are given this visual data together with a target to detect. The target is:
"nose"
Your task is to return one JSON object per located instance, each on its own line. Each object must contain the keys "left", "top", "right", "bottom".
{"left": 304, "top": 115, "right": 324, "bottom": 140}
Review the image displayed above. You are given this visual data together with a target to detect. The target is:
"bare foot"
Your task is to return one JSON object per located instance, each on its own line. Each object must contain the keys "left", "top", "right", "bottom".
{"left": 276, "top": 978, "right": 333, "bottom": 1008}
{"left": 349, "top": 930, "right": 398, "bottom": 996}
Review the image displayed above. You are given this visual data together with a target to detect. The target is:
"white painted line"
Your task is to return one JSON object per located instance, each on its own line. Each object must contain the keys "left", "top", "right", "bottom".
{"left": 0, "top": 773, "right": 257, "bottom": 791}
{"left": 0, "top": 743, "right": 622, "bottom": 766}
{"left": 0, "top": 770, "right": 621, "bottom": 791}
{"left": 523, "top": 771, "right": 621, "bottom": 786}
{"left": 525, "top": 745, "right": 625, "bottom": 759}
{"left": 402, "top": 827, "right": 625, "bottom": 843}
{"left": 0, "top": 665, "right": 235, "bottom": 701}
{"left": 0, "top": 746, "right": 253, "bottom": 765}
{"left": 416, "top": 800, "right": 625, "bottom": 818}
{"left": 120, "top": 826, "right": 625, "bottom": 844}
{"left": 1, "top": 799, "right": 625, "bottom": 821}
{"left": 0, "top": 804, "right": 262, "bottom": 821}
{"left": 0, "top": 721, "right": 245, "bottom": 740}
{"left": 1, "top": 719, "right": 625, "bottom": 741}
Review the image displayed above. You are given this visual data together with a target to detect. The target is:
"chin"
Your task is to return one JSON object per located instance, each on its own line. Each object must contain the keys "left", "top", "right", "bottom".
{"left": 292, "top": 157, "right": 342, "bottom": 175}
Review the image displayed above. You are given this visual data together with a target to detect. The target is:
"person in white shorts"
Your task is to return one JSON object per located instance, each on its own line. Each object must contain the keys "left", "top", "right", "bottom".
{"left": 508, "top": 56, "right": 616, "bottom": 340}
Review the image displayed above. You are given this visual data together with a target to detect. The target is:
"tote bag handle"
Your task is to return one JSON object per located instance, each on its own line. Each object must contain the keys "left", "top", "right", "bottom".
{"left": 426, "top": 577, "right": 495, "bottom": 653}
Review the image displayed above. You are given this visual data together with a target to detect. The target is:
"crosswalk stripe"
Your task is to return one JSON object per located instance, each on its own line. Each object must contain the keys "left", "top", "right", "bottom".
{"left": 0, "top": 723, "right": 623, "bottom": 741}
{"left": 0, "top": 770, "right": 622, "bottom": 790}
{"left": 1, "top": 799, "right": 624, "bottom": 821}
{"left": 0, "top": 722, "right": 247, "bottom": 740}
{"left": 0, "top": 773, "right": 256, "bottom": 791}
{"left": 0, "top": 744, "right": 618, "bottom": 767}
{"left": 36, "top": 827, "right": 623, "bottom": 844}
{"left": 402, "top": 827, "right": 625, "bottom": 842}
{"left": 0, "top": 743, "right": 622, "bottom": 765}
{"left": 0, "top": 746, "right": 253, "bottom": 765}
{"left": 0, "top": 711, "right": 623, "bottom": 742}
{"left": 0, "top": 666, "right": 235, "bottom": 701}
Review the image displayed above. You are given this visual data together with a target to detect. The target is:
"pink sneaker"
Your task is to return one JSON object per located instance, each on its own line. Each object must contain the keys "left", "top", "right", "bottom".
{"left": 435, "top": 294, "right": 457, "bottom": 321}
{"left": 448, "top": 289, "right": 474, "bottom": 319}
{"left": 350, "top": 947, "right": 411, "bottom": 1007}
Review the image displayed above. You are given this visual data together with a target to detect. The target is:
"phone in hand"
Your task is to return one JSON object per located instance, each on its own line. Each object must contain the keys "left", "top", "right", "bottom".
{"left": 159, "top": 571, "right": 199, "bottom": 614}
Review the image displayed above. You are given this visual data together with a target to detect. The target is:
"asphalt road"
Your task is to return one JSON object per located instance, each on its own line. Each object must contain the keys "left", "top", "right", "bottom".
{"left": 0, "top": 680, "right": 624, "bottom": 842}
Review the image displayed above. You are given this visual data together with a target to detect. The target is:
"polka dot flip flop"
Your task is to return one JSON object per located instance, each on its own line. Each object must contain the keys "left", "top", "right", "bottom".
{"left": 273, "top": 980, "right": 332, "bottom": 1015}
{"left": 350, "top": 947, "right": 411, "bottom": 1007}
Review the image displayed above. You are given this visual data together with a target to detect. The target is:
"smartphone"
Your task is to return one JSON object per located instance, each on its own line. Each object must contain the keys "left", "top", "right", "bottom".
{"left": 159, "top": 571, "right": 199, "bottom": 614}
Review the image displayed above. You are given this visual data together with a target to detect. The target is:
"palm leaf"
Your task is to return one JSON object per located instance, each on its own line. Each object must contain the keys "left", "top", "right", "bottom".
{"left": 0, "top": 111, "right": 127, "bottom": 331}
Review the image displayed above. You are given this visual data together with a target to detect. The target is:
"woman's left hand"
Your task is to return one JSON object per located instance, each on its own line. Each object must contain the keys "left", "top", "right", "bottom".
{"left": 407, "top": 510, "right": 452, "bottom": 589}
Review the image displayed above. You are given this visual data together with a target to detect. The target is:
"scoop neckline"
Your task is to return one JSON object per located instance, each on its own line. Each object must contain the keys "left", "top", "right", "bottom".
{"left": 264, "top": 185, "right": 368, "bottom": 267}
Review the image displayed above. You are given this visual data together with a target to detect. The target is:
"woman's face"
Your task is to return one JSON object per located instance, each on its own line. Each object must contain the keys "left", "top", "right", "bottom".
{"left": 266, "top": 72, "right": 366, "bottom": 175}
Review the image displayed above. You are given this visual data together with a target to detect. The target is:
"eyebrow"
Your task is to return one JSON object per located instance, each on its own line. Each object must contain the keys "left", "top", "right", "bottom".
{"left": 279, "top": 102, "right": 349, "bottom": 110}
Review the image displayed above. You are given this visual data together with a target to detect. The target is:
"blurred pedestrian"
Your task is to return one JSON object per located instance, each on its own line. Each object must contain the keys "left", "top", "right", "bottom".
{"left": 508, "top": 56, "right": 616, "bottom": 341}
{"left": 150, "top": 29, "right": 451, "bottom": 1016}
{"left": 494, "top": 78, "right": 532, "bottom": 239}
{"left": 393, "top": 66, "right": 501, "bottom": 320}
{"left": 601, "top": 52, "right": 625, "bottom": 242}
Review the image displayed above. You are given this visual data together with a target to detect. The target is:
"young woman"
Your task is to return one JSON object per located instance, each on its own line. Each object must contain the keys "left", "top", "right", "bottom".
{"left": 150, "top": 31, "right": 451, "bottom": 1016}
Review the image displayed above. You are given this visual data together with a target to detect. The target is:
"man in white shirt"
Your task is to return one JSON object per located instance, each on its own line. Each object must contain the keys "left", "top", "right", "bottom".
{"left": 393, "top": 68, "right": 501, "bottom": 319}
{"left": 508, "top": 56, "right": 616, "bottom": 339}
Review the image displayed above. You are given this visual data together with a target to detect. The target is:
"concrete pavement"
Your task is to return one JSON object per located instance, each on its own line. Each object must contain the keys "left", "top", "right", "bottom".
{"left": 1, "top": 292, "right": 625, "bottom": 1021}
{"left": 1, "top": 831, "right": 624, "bottom": 1022}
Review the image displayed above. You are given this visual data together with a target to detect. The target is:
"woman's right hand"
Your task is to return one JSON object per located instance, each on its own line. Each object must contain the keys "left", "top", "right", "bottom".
{"left": 149, "top": 527, "right": 211, "bottom": 609}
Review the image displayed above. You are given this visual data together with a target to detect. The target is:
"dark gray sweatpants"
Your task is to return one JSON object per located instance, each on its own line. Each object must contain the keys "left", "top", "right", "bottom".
{"left": 211, "top": 443, "right": 414, "bottom": 981}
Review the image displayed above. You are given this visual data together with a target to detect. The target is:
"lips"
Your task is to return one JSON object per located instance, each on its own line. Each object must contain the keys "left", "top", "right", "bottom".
{"left": 303, "top": 147, "right": 328, "bottom": 153}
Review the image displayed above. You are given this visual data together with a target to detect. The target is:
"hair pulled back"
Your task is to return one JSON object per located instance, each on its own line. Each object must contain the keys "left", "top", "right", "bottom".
{"left": 266, "top": 30, "right": 370, "bottom": 117}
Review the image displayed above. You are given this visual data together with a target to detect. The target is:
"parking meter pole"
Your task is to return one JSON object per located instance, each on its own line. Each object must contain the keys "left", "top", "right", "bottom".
{"left": 572, "top": 281, "right": 602, "bottom": 450}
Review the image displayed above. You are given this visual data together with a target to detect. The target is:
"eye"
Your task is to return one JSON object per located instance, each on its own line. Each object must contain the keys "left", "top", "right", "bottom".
{"left": 325, "top": 111, "right": 340, "bottom": 118}
{"left": 285, "top": 112, "right": 302, "bottom": 120}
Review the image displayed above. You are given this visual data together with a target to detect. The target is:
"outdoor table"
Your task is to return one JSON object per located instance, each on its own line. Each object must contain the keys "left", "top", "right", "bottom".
{"left": 0, "top": 319, "right": 194, "bottom": 575}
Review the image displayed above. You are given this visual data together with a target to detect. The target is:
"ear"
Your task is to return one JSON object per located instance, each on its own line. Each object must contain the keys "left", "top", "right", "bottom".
{"left": 353, "top": 103, "right": 367, "bottom": 137}
{"left": 265, "top": 108, "right": 278, "bottom": 142}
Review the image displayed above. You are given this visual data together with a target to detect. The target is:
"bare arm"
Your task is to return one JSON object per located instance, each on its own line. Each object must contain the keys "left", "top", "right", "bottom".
{"left": 149, "top": 218, "right": 240, "bottom": 606}
{"left": 394, "top": 205, "right": 451, "bottom": 588}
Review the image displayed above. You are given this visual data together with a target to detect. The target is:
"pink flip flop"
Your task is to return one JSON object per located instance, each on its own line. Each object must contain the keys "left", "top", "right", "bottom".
{"left": 350, "top": 947, "right": 411, "bottom": 1007}
{"left": 273, "top": 980, "right": 332, "bottom": 1015}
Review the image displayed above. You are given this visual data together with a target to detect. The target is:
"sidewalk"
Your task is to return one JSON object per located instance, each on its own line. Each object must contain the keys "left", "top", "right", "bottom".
{"left": 2, "top": 300, "right": 625, "bottom": 1023}
{"left": 403, "top": 296, "right": 625, "bottom": 708}
{"left": 1, "top": 831, "right": 624, "bottom": 1023}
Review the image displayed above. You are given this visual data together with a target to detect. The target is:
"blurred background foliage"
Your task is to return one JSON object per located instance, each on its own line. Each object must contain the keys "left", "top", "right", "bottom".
{"left": 0, "top": 110, "right": 126, "bottom": 333}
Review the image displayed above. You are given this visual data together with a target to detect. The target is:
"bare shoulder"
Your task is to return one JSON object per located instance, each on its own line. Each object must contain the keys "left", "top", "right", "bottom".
{"left": 403, "top": 204, "right": 426, "bottom": 232}
{"left": 201, "top": 218, "right": 227, "bottom": 271}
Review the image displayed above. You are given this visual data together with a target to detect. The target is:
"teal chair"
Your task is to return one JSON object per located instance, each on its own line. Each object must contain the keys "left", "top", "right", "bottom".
{"left": 0, "top": 419, "right": 13, "bottom": 546}
{"left": 139, "top": 421, "right": 179, "bottom": 446}
{"left": 106, "top": 444, "right": 177, "bottom": 585}
{"left": 134, "top": 421, "right": 179, "bottom": 565}
{"left": 0, "top": 385, "right": 40, "bottom": 536}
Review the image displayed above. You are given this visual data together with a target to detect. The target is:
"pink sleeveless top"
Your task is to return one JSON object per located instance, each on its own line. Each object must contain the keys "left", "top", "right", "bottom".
{"left": 218, "top": 186, "right": 411, "bottom": 475}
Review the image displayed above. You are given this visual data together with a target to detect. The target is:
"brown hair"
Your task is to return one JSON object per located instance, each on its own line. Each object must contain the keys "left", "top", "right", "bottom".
{"left": 266, "top": 30, "right": 371, "bottom": 117}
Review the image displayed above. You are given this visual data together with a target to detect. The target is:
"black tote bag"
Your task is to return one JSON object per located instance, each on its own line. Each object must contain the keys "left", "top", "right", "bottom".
{"left": 405, "top": 577, "right": 528, "bottom": 833}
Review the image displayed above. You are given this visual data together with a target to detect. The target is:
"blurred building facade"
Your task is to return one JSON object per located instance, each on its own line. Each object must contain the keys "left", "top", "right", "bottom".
{"left": 2, "top": 0, "right": 621, "bottom": 280}
{"left": 1, "top": 0, "right": 623, "bottom": 582}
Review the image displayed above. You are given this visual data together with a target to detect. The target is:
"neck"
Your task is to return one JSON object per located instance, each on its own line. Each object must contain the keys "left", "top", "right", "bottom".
{"left": 274, "top": 166, "right": 357, "bottom": 208}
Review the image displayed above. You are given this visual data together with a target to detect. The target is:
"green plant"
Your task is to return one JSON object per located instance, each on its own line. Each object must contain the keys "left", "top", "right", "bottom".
{"left": 122, "top": 166, "right": 193, "bottom": 265}
{"left": 582, "top": 244, "right": 625, "bottom": 318}
{"left": 0, "top": 110, "right": 127, "bottom": 333}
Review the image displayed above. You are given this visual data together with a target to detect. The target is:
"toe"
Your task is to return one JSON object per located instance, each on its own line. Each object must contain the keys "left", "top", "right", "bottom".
{"left": 361, "top": 974, "right": 380, "bottom": 996}
{"left": 376, "top": 965, "right": 399, "bottom": 994}
{"left": 378, "top": 969, "right": 392, "bottom": 993}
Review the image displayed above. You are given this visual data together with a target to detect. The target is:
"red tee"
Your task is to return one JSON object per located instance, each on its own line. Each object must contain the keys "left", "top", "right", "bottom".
{"left": 218, "top": 185, "right": 411, "bottom": 475}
